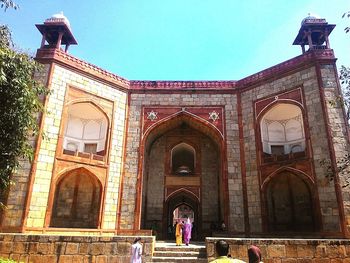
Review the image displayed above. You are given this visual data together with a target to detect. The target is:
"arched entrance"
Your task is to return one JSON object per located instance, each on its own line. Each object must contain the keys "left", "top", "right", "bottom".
{"left": 165, "top": 190, "right": 199, "bottom": 240}
{"left": 265, "top": 172, "right": 314, "bottom": 232}
{"left": 140, "top": 112, "right": 226, "bottom": 240}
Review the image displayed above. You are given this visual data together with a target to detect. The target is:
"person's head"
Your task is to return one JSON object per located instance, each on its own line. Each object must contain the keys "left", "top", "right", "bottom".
{"left": 248, "top": 245, "right": 262, "bottom": 263}
{"left": 215, "top": 240, "right": 229, "bottom": 257}
{"left": 133, "top": 237, "right": 141, "bottom": 244}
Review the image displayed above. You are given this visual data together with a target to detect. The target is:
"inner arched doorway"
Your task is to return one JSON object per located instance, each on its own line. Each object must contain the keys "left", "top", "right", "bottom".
{"left": 166, "top": 190, "right": 199, "bottom": 240}
{"left": 140, "top": 113, "right": 226, "bottom": 240}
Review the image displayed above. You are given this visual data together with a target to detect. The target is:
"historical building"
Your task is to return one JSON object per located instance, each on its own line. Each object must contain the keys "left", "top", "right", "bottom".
{"left": 1, "top": 13, "right": 349, "bottom": 239}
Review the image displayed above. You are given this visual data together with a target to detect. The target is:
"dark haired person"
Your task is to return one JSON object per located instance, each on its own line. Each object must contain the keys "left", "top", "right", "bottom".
{"left": 130, "top": 237, "right": 142, "bottom": 263}
{"left": 210, "top": 240, "right": 245, "bottom": 263}
{"left": 248, "top": 245, "right": 262, "bottom": 263}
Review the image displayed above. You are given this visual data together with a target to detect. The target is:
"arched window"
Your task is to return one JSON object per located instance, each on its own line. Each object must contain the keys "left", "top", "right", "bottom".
{"left": 50, "top": 170, "right": 101, "bottom": 228}
{"left": 171, "top": 143, "right": 196, "bottom": 175}
{"left": 266, "top": 172, "right": 314, "bottom": 232}
{"left": 260, "top": 104, "right": 305, "bottom": 155}
{"left": 63, "top": 103, "right": 108, "bottom": 158}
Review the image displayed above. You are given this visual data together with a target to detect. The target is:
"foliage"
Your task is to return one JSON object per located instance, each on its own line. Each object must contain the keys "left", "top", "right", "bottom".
{"left": 0, "top": 0, "right": 18, "bottom": 11}
{"left": 339, "top": 66, "right": 350, "bottom": 121}
{"left": 0, "top": 258, "right": 22, "bottom": 263}
{"left": 320, "top": 155, "right": 350, "bottom": 188}
{"left": 343, "top": 11, "right": 350, "bottom": 33}
{"left": 0, "top": 25, "right": 48, "bottom": 205}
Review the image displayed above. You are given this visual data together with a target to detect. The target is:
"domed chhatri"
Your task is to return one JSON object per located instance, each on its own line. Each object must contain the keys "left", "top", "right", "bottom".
{"left": 36, "top": 12, "right": 77, "bottom": 52}
{"left": 293, "top": 13, "right": 335, "bottom": 53}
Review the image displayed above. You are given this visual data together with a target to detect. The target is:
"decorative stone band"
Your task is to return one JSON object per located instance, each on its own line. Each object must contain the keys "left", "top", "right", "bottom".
{"left": 237, "top": 49, "right": 335, "bottom": 89}
{"left": 35, "top": 48, "right": 130, "bottom": 89}
{"left": 35, "top": 47, "right": 335, "bottom": 92}
{"left": 142, "top": 106, "right": 225, "bottom": 138}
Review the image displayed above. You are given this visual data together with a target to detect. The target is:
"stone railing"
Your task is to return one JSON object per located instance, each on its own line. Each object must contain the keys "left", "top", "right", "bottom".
{"left": 0, "top": 234, "right": 155, "bottom": 262}
{"left": 206, "top": 237, "right": 350, "bottom": 262}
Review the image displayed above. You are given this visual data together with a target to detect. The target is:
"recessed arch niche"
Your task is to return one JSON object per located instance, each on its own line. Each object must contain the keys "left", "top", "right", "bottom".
{"left": 50, "top": 168, "right": 102, "bottom": 228}
{"left": 265, "top": 172, "right": 314, "bottom": 232}
{"left": 63, "top": 102, "right": 108, "bottom": 156}
{"left": 260, "top": 103, "right": 305, "bottom": 155}
{"left": 171, "top": 142, "right": 196, "bottom": 175}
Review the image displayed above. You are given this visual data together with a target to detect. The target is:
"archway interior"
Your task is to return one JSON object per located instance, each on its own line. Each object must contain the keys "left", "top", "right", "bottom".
{"left": 173, "top": 204, "right": 194, "bottom": 224}
{"left": 266, "top": 172, "right": 314, "bottom": 232}
{"left": 167, "top": 192, "right": 198, "bottom": 240}
{"left": 141, "top": 115, "right": 222, "bottom": 239}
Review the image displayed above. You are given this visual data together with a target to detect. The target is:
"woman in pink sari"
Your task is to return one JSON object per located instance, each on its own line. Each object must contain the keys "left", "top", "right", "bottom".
{"left": 183, "top": 218, "right": 192, "bottom": 246}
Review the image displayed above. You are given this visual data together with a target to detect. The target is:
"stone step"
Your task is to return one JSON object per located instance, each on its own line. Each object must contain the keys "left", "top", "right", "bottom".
{"left": 152, "top": 242, "right": 207, "bottom": 263}
{"left": 153, "top": 250, "right": 207, "bottom": 258}
{"left": 154, "top": 246, "right": 206, "bottom": 252}
{"left": 151, "top": 256, "right": 208, "bottom": 263}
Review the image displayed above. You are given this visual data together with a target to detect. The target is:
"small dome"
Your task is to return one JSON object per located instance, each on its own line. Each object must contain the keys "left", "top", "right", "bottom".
{"left": 301, "top": 13, "right": 322, "bottom": 25}
{"left": 45, "top": 12, "right": 71, "bottom": 28}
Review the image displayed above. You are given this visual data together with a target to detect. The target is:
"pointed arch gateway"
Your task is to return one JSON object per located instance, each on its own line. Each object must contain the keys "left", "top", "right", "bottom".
{"left": 136, "top": 111, "right": 228, "bottom": 239}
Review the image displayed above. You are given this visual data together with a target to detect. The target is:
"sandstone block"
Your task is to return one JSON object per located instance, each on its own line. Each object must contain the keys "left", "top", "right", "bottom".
{"left": 59, "top": 255, "right": 74, "bottom": 263}
{"left": 90, "top": 243, "right": 106, "bottom": 255}
{"left": 316, "top": 245, "right": 327, "bottom": 258}
{"left": 297, "top": 246, "right": 315, "bottom": 258}
{"left": 36, "top": 243, "right": 52, "bottom": 255}
{"left": 0, "top": 242, "right": 13, "bottom": 254}
{"left": 65, "top": 243, "right": 79, "bottom": 255}
{"left": 96, "top": 255, "right": 108, "bottom": 263}
{"left": 78, "top": 243, "right": 89, "bottom": 254}
{"left": 327, "top": 245, "right": 346, "bottom": 258}
{"left": 267, "top": 245, "right": 286, "bottom": 258}
{"left": 117, "top": 242, "right": 130, "bottom": 255}
{"left": 312, "top": 258, "right": 330, "bottom": 263}
{"left": 28, "top": 242, "right": 39, "bottom": 254}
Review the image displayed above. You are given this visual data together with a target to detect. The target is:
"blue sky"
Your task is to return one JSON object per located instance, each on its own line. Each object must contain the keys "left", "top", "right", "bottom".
{"left": 1, "top": 0, "right": 349, "bottom": 80}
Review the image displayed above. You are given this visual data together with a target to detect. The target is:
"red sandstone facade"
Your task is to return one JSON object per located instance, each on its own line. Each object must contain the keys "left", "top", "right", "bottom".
{"left": 1, "top": 13, "right": 349, "bottom": 240}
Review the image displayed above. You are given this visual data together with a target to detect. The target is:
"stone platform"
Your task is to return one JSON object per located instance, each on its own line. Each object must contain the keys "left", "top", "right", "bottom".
{"left": 206, "top": 237, "right": 350, "bottom": 262}
{"left": 1, "top": 234, "right": 350, "bottom": 262}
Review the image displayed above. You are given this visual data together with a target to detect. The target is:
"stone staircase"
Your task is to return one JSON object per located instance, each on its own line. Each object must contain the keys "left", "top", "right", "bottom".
{"left": 150, "top": 241, "right": 207, "bottom": 262}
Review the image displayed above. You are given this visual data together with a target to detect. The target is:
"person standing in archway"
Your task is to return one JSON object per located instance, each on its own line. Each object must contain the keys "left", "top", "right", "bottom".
{"left": 175, "top": 220, "right": 183, "bottom": 246}
{"left": 183, "top": 218, "right": 192, "bottom": 246}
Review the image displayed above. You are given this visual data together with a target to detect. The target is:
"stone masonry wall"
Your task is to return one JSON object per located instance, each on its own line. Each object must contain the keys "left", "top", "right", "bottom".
{"left": 206, "top": 237, "right": 350, "bottom": 262}
{"left": 201, "top": 136, "right": 219, "bottom": 230}
{"left": 0, "top": 234, "right": 154, "bottom": 263}
{"left": 121, "top": 93, "right": 243, "bottom": 231}
{"left": 143, "top": 136, "right": 166, "bottom": 231}
{"left": 241, "top": 66, "right": 340, "bottom": 233}
{"left": 1, "top": 64, "right": 51, "bottom": 229}
{"left": 320, "top": 64, "right": 350, "bottom": 233}
{"left": 26, "top": 64, "right": 127, "bottom": 230}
